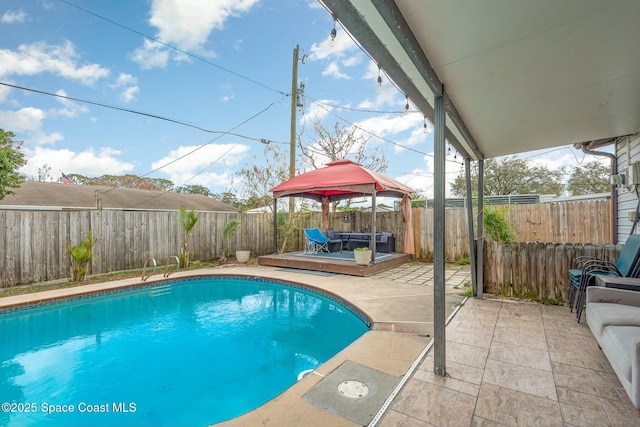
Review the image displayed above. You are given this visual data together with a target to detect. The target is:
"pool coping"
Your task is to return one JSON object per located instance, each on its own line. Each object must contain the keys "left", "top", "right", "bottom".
{"left": 0, "top": 265, "right": 465, "bottom": 427}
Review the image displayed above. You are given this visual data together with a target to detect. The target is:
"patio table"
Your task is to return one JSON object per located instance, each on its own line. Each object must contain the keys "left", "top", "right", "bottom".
{"left": 596, "top": 275, "right": 640, "bottom": 291}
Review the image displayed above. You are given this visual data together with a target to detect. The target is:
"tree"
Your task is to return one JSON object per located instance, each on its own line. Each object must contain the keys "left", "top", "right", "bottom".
{"left": 0, "top": 129, "right": 27, "bottom": 200}
{"left": 68, "top": 173, "right": 174, "bottom": 191}
{"left": 211, "top": 192, "right": 243, "bottom": 210}
{"left": 566, "top": 161, "right": 610, "bottom": 195}
{"left": 174, "top": 184, "right": 211, "bottom": 196}
{"left": 299, "top": 118, "right": 388, "bottom": 173}
{"left": 233, "top": 144, "right": 309, "bottom": 252}
{"left": 37, "top": 164, "right": 52, "bottom": 182}
{"left": 234, "top": 143, "right": 289, "bottom": 211}
{"left": 451, "top": 156, "right": 564, "bottom": 197}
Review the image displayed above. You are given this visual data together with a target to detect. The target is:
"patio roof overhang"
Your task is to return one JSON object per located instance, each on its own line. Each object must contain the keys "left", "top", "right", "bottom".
{"left": 318, "top": 0, "right": 640, "bottom": 388}
{"left": 320, "top": 0, "right": 640, "bottom": 160}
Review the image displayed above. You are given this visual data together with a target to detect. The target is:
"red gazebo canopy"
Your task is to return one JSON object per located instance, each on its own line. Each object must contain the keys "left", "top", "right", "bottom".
{"left": 271, "top": 159, "right": 414, "bottom": 202}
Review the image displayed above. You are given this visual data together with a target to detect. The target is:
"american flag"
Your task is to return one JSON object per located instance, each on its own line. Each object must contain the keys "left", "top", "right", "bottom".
{"left": 61, "top": 172, "right": 75, "bottom": 185}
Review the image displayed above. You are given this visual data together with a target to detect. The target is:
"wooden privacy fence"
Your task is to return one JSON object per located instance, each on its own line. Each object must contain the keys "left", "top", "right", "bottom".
{"left": 0, "top": 200, "right": 611, "bottom": 288}
{"left": 483, "top": 240, "right": 621, "bottom": 302}
{"left": 505, "top": 200, "right": 611, "bottom": 243}
{"left": 0, "top": 210, "right": 273, "bottom": 288}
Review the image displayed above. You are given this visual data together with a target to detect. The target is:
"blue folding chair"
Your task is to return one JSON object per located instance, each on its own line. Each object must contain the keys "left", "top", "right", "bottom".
{"left": 568, "top": 234, "right": 640, "bottom": 322}
{"left": 304, "top": 228, "right": 331, "bottom": 253}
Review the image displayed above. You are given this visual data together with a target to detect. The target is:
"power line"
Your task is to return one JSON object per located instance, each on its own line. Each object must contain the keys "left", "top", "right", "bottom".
{"left": 103, "top": 97, "right": 286, "bottom": 205}
{"left": 0, "top": 81, "right": 287, "bottom": 145}
{"left": 104, "top": 96, "right": 286, "bottom": 194}
{"left": 303, "top": 94, "right": 463, "bottom": 166}
{"left": 57, "top": 0, "right": 287, "bottom": 96}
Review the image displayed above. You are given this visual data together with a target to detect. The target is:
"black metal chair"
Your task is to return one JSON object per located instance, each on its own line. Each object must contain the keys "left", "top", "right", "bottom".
{"left": 568, "top": 234, "right": 640, "bottom": 322}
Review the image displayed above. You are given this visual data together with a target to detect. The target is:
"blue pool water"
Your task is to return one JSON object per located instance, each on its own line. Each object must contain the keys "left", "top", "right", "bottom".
{"left": 0, "top": 276, "right": 369, "bottom": 426}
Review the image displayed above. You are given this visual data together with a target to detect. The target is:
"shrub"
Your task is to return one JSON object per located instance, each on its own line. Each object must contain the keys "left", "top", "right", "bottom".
{"left": 483, "top": 204, "right": 515, "bottom": 243}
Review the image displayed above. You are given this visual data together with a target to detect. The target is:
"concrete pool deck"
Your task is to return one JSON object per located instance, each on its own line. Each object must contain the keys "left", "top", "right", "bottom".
{"left": 0, "top": 261, "right": 470, "bottom": 426}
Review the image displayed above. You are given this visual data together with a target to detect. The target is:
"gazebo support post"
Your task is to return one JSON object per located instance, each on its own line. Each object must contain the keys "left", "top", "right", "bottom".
{"left": 273, "top": 198, "right": 279, "bottom": 254}
{"left": 371, "top": 186, "right": 377, "bottom": 262}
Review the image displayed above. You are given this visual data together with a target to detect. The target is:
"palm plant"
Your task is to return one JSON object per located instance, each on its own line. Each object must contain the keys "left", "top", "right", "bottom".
{"left": 178, "top": 207, "right": 199, "bottom": 268}
{"left": 222, "top": 219, "right": 240, "bottom": 259}
{"left": 66, "top": 230, "right": 99, "bottom": 282}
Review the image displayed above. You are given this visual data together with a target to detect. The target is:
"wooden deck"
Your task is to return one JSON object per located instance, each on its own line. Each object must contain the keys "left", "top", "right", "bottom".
{"left": 257, "top": 251, "right": 410, "bottom": 277}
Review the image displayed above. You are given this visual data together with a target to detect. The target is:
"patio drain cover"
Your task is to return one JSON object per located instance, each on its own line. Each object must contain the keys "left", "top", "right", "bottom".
{"left": 338, "top": 380, "right": 369, "bottom": 398}
{"left": 303, "top": 360, "right": 399, "bottom": 425}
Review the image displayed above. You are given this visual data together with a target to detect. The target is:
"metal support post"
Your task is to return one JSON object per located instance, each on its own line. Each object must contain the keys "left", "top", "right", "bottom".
{"left": 465, "top": 157, "right": 478, "bottom": 297}
{"left": 476, "top": 160, "right": 484, "bottom": 298}
{"left": 434, "top": 84, "right": 446, "bottom": 376}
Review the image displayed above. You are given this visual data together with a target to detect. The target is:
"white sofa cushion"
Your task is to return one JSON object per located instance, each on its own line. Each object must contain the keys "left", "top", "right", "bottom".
{"left": 600, "top": 326, "right": 640, "bottom": 384}
{"left": 587, "top": 303, "right": 640, "bottom": 335}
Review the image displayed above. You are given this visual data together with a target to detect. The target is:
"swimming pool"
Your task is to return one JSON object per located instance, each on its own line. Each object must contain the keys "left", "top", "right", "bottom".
{"left": 0, "top": 275, "right": 369, "bottom": 426}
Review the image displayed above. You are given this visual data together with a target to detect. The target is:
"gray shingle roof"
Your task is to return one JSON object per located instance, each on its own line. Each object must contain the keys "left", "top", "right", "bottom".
{"left": 0, "top": 182, "right": 238, "bottom": 212}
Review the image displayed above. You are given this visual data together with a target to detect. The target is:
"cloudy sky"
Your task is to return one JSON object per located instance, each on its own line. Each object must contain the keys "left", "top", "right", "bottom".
{"left": 0, "top": 0, "right": 602, "bottom": 199}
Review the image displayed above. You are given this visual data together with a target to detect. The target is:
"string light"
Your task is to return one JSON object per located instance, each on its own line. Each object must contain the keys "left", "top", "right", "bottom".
{"left": 377, "top": 66, "right": 382, "bottom": 88}
{"left": 404, "top": 95, "right": 410, "bottom": 115}
{"left": 423, "top": 116, "right": 428, "bottom": 133}
{"left": 330, "top": 16, "right": 337, "bottom": 45}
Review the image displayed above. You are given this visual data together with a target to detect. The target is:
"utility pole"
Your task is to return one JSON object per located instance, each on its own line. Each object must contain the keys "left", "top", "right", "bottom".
{"left": 289, "top": 45, "right": 299, "bottom": 215}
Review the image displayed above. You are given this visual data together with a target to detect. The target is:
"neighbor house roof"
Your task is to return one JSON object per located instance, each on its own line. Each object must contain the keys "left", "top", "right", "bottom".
{"left": 0, "top": 182, "right": 238, "bottom": 212}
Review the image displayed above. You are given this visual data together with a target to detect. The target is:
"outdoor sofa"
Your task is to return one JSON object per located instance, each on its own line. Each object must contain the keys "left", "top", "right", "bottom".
{"left": 326, "top": 230, "right": 395, "bottom": 253}
{"left": 586, "top": 286, "right": 640, "bottom": 412}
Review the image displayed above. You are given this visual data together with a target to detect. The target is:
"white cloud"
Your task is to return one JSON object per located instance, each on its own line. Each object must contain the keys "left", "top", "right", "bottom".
{"left": 52, "top": 89, "right": 90, "bottom": 118}
{"left": 119, "top": 86, "right": 140, "bottom": 103}
{"left": 109, "top": 73, "right": 140, "bottom": 103}
{"left": 396, "top": 153, "right": 464, "bottom": 199}
{"left": 130, "top": 40, "right": 170, "bottom": 70}
{"left": 132, "top": 0, "right": 259, "bottom": 69}
{"left": 354, "top": 114, "right": 427, "bottom": 151}
{"left": 395, "top": 169, "right": 432, "bottom": 198}
{"left": 113, "top": 73, "right": 138, "bottom": 87}
{"left": 0, "top": 83, "right": 12, "bottom": 103}
{"left": 309, "top": 27, "right": 356, "bottom": 61}
{"left": 20, "top": 146, "right": 135, "bottom": 178}
{"left": 0, "top": 107, "right": 45, "bottom": 132}
{"left": 341, "top": 56, "right": 360, "bottom": 67}
{"left": 309, "top": 26, "right": 363, "bottom": 81}
{"left": 1, "top": 10, "right": 27, "bottom": 24}
{"left": 0, "top": 41, "right": 109, "bottom": 84}
{"left": 302, "top": 100, "right": 333, "bottom": 123}
{"left": 151, "top": 143, "right": 250, "bottom": 189}
{"left": 322, "top": 61, "right": 350, "bottom": 79}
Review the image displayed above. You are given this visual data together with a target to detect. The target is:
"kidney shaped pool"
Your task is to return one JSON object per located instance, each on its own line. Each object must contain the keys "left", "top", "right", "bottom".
{"left": 0, "top": 275, "right": 369, "bottom": 426}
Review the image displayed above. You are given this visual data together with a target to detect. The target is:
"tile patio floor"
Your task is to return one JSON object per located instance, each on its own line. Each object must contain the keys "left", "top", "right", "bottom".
{"left": 377, "top": 285, "right": 640, "bottom": 427}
